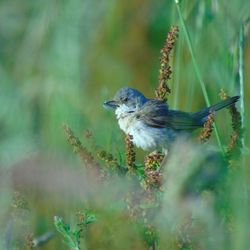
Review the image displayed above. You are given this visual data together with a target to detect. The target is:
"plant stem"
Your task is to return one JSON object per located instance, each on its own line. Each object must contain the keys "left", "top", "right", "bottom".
{"left": 174, "top": 0, "right": 224, "bottom": 155}
{"left": 239, "top": 22, "right": 245, "bottom": 149}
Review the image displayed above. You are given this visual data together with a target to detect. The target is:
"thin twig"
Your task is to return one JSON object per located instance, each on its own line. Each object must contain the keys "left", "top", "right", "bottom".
{"left": 155, "top": 26, "right": 179, "bottom": 101}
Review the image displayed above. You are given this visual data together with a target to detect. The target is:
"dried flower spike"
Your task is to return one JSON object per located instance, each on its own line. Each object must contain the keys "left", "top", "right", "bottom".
{"left": 125, "top": 134, "right": 136, "bottom": 172}
{"left": 144, "top": 152, "right": 164, "bottom": 189}
{"left": 219, "top": 89, "right": 243, "bottom": 158}
{"left": 155, "top": 26, "right": 179, "bottom": 101}
{"left": 219, "top": 88, "right": 228, "bottom": 101}
{"left": 97, "top": 150, "right": 120, "bottom": 171}
{"left": 62, "top": 123, "right": 97, "bottom": 168}
{"left": 144, "top": 153, "right": 164, "bottom": 171}
{"left": 199, "top": 112, "right": 214, "bottom": 143}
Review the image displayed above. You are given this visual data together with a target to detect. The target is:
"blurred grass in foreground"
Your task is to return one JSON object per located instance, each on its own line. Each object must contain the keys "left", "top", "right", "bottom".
{"left": 0, "top": 0, "right": 250, "bottom": 249}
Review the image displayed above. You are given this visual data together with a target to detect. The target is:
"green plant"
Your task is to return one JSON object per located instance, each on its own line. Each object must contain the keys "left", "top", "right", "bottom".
{"left": 54, "top": 211, "right": 96, "bottom": 250}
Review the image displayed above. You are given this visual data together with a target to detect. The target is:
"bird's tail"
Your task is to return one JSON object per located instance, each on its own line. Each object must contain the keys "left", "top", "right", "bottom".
{"left": 193, "top": 96, "right": 240, "bottom": 121}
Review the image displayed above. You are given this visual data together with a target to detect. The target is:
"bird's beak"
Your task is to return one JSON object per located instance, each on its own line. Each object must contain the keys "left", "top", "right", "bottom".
{"left": 103, "top": 100, "right": 119, "bottom": 109}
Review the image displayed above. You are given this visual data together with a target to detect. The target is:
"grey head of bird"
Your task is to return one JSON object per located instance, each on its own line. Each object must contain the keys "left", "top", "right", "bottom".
{"left": 103, "top": 87, "right": 148, "bottom": 119}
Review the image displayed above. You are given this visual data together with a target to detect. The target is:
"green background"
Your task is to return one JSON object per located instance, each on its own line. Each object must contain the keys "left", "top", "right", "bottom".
{"left": 0, "top": 0, "right": 249, "bottom": 249}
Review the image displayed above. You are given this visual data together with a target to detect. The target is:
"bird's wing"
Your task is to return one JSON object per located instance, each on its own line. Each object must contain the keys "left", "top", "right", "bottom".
{"left": 136, "top": 100, "right": 203, "bottom": 130}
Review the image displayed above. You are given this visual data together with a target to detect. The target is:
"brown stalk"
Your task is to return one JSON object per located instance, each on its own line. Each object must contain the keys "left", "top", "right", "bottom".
{"left": 62, "top": 123, "right": 99, "bottom": 168}
{"left": 97, "top": 150, "right": 120, "bottom": 171}
{"left": 144, "top": 153, "right": 164, "bottom": 189}
{"left": 199, "top": 112, "right": 215, "bottom": 143}
{"left": 125, "top": 134, "right": 136, "bottom": 173}
{"left": 155, "top": 26, "right": 179, "bottom": 101}
{"left": 219, "top": 89, "right": 243, "bottom": 158}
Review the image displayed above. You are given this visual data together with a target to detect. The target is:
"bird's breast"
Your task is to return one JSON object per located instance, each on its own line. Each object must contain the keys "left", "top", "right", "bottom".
{"left": 118, "top": 115, "right": 175, "bottom": 151}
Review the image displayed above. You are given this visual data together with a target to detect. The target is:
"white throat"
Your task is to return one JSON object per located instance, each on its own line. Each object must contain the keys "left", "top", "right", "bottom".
{"left": 115, "top": 104, "right": 138, "bottom": 133}
{"left": 115, "top": 104, "right": 135, "bottom": 119}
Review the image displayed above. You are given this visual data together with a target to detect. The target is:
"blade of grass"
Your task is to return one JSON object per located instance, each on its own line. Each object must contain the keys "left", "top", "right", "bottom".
{"left": 239, "top": 22, "right": 245, "bottom": 149}
{"left": 238, "top": 23, "right": 247, "bottom": 236}
{"left": 174, "top": 0, "right": 224, "bottom": 155}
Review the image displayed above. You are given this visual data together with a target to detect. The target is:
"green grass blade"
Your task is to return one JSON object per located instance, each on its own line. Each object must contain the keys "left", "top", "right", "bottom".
{"left": 174, "top": 0, "right": 224, "bottom": 155}
{"left": 239, "top": 22, "right": 245, "bottom": 149}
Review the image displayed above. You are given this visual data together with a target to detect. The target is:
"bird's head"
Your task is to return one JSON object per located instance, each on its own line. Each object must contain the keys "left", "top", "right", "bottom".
{"left": 103, "top": 87, "right": 148, "bottom": 116}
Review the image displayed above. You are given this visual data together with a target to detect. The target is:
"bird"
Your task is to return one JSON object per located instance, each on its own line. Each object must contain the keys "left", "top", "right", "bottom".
{"left": 103, "top": 87, "right": 239, "bottom": 152}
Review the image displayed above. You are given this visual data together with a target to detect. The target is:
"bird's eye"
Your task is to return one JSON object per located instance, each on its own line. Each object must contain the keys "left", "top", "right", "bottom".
{"left": 123, "top": 97, "right": 128, "bottom": 102}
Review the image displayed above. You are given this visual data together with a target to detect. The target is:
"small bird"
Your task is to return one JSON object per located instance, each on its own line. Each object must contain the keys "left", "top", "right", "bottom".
{"left": 103, "top": 87, "right": 239, "bottom": 152}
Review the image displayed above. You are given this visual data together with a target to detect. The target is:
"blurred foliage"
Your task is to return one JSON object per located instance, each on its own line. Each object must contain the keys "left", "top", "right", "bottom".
{"left": 0, "top": 0, "right": 250, "bottom": 249}
{"left": 54, "top": 212, "right": 96, "bottom": 250}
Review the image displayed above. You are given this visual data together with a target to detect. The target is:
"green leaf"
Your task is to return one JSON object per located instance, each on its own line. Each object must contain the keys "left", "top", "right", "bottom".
{"left": 85, "top": 213, "right": 97, "bottom": 224}
{"left": 54, "top": 216, "right": 80, "bottom": 250}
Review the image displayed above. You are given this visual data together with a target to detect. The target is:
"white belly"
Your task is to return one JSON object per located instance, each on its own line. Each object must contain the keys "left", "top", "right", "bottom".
{"left": 118, "top": 116, "right": 175, "bottom": 151}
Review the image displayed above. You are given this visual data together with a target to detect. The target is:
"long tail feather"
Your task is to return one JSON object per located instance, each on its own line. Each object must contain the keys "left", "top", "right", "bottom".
{"left": 193, "top": 96, "right": 240, "bottom": 120}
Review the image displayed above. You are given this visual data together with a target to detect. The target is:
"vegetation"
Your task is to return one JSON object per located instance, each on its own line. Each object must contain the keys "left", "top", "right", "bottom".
{"left": 0, "top": 1, "right": 249, "bottom": 249}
